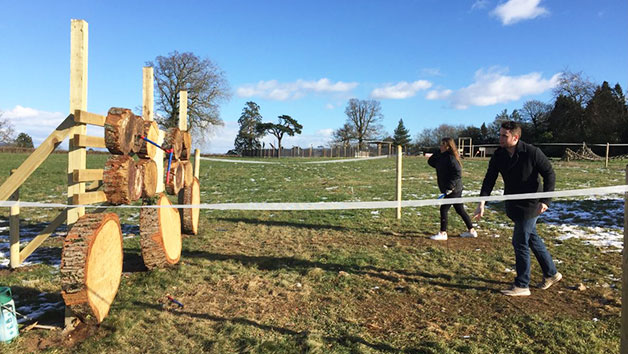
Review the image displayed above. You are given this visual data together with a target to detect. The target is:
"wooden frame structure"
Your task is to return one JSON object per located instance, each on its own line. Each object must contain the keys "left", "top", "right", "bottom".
{"left": 1, "top": 20, "right": 201, "bottom": 270}
{"left": 458, "top": 137, "right": 472, "bottom": 158}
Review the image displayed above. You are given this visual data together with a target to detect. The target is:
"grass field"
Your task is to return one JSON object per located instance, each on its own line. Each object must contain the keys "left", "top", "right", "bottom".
{"left": 0, "top": 153, "right": 626, "bottom": 353}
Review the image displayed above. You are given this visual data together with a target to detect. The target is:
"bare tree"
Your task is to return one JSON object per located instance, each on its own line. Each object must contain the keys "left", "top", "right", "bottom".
{"left": 0, "top": 111, "right": 15, "bottom": 145}
{"left": 552, "top": 70, "right": 596, "bottom": 107}
{"left": 344, "top": 98, "right": 384, "bottom": 150}
{"left": 331, "top": 123, "right": 356, "bottom": 146}
{"left": 147, "top": 51, "right": 231, "bottom": 139}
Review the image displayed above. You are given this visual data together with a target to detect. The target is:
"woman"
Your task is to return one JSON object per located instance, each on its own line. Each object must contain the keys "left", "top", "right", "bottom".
{"left": 427, "top": 137, "right": 477, "bottom": 240}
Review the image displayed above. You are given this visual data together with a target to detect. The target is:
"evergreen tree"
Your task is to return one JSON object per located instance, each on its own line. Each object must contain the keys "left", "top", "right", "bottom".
{"left": 548, "top": 95, "right": 585, "bottom": 142}
{"left": 584, "top": 81, "right": 626, "bottom": 143}
{"left": 14, "top": 132, "right": 33, "bottom": 148}
{"left": 256, "top": 115, "right": 303, "bottom": 158}
{"left": 234, "top": 102, "right": 264, "bottom": 154}
{"left": 392, "top": 119, "right": 411, "bottom": 146}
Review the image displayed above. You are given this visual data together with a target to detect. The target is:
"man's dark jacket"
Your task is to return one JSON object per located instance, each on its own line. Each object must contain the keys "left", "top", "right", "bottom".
{"left": 428, "top": 151, "right": 462, "bottom": 194}
{"left": 480, "top": 140, "right": 555, "bottom": 221}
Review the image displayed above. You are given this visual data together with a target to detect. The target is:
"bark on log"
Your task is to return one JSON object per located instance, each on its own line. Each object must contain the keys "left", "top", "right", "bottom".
{"left": 130, "top": 114, "right": 146, "bottom": 155}
{"left": 165, "top": 161, "right": 185, "bottom": 195}
{"left": 60, "top": 213, "right": 123, "bottom": 324}
{"left": 140, "top": 194, "right": 182, "bottom": 269}
{"left": 103, "top": 155, "right": 138, "bottom": 205}
{"left": 135, "top": 159, "right": 157, "bottom": 198}
{"left": 137, "top": 121, "right": 159, "bottom": 159}
{"left": 104, "top": 107, "right": 140, "bottom": 155}
{"left": 163, "top": 127, "right": 183, "bottom": 159}
{"left": 179, "top": 177, "right": 200, "bottom": 235}
{"left": 181, "top": 160, "right": 194, "bottom": 187}
{"left": 180, "top": 131, "right": 192, "bottom": 160}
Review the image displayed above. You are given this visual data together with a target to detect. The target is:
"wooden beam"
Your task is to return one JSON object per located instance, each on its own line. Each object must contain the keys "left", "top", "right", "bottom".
{"left": 396, "top": 145, "right": 402, "bottom": 220}
{"left": 74, "top": 134, "right": 105, "bottom": 148}
{"left": 194, "top": 149, "right": 200, "bottom": 178}
{"left": 622, "top": 164, "right": 628, "bottom": 353}
{"left": 72, "top": 191, "right": 107, "bottom": 205}
{"left": 143, "top": 67, "right": 154, "bottom": 121}
{"left": 73, "top": 168, "right": 103, "bottom": 182}
{"left": 9, "top": 170, "right": 19, "bottom": 269}
{"left": 19, "top": 210, "right": 67, "bottom": 263}
{"left": 74, "top": 110, "right": 105, "bottom": 126}
{"left": 179, "top": 90, "right": 188, "bottom": 131}
{"left": 155, "top": 130, "right": 165, "bottom": 193}
{"left": 0, "top": 114, "right": 76, "bottom": 201}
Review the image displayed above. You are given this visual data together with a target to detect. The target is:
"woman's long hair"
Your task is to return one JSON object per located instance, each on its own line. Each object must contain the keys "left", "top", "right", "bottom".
{"left": 441, "top": 137, "right": 462, "bottom": 167}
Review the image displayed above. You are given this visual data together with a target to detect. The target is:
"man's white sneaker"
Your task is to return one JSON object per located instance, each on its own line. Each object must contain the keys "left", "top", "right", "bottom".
{"left": 460, "top": 230, "right": 478, "bottom": 238}
{"left": 537, "top": 272, "right": 563, "bottom": 290}
{"left": 500, "top": 285, "right": 531, "bottom": 297}
{"left": 430, "top": 232, "right": 448, "bottom": 241}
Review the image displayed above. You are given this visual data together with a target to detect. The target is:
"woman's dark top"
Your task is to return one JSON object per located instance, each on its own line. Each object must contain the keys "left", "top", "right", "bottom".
{"left": 427, "top": 150, "right": 462, "bottom": 194}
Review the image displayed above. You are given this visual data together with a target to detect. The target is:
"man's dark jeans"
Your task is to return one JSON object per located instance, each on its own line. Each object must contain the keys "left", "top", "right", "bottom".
{"left": 512, "top": 216, "right": 558, "bottom": 288}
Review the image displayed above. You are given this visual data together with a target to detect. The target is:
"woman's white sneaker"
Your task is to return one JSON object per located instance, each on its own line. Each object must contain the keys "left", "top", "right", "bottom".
{"left": 460, "top": 229, "right": 478, "bottom": 238}
{"left": 430, "top": 232, "right": 448, "bottom": 241}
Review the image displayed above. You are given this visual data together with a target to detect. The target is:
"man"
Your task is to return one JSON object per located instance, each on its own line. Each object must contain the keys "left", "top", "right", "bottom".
{"left": 474, "top": 121, "right": 562, "bottom": 296}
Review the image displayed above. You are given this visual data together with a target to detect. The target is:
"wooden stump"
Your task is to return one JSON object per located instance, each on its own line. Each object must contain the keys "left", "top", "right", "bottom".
{"left": 181, "top": 131, "right": 192, "bottom": 160}
{"left": 163, "top": 127, "right": 183, "bottom": 159}
{"left": 165, "top": 161, "right": 185, "bottom": 195}
{"left": 104, "top": 107, "right": 141, "bottom": 155}
{"left": 140, "top": 194, "right": 182, "bottom": 269}
{"left": 130, "top": 114, "right": 146, "bottom": 155}
{"left": 103, "top": 155, "right": 139, "bottom": 205}
{"left": 179, "top": 177, "right": 200, "bottom": 235}
{"left": 136, "top": 159, "right": 157, "bottom": 198}
{"left": 181, "top": 160, "right": 194, "bottom": 187}
{"left": 137, "top": 121, "right": 159, "bottom": 159}
{"left": 60, "top": 213, "right": 123, "bottom": 324}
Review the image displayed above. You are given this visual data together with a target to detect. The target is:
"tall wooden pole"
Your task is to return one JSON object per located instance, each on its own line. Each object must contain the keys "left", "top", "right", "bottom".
{"left": 142, "top": 67, "right": 154, "bottom": 121}
{"left": 68, "top": 19, "right": 88, "bottom": 227}
{"left": 179, "top": 90, "right": 188, "bottom": 131}
{"left": 194, "top": 149, "right": 200, "bottom": 179}
{"left": 396, "top": 145, "right": 403, "bottom": 220}
{"left": 621, "top": 165, "right": 628, "bottom": 353}
{"left": 605, "top": 143, "right": 610, "bottom": 168}
{"left": 9, "top": 170, "right": 19, "bottom": 269}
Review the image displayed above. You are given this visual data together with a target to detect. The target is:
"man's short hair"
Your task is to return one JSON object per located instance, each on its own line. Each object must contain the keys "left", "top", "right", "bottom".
{"left": 501, "top": 121, "right": 522, "bottom": 137}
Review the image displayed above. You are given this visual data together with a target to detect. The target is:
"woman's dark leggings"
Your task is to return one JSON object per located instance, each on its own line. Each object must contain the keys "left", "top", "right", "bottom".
{"left": 440, "top": 190, "right": 473, "bottom": 232}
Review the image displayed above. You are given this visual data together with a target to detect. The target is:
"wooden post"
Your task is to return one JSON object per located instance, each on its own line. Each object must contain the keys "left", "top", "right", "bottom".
{"left": 396, "top": 145, "right": 402, "bottom": 220}
{"left": 605, "top": 143, "right": 610, "bottom": 168}
{"left": 622, "top": 164, "right": 628, "bottom": 353}
{"left": 388, "top": 143, "right": 392, "bottom": 157}
{"left": 179, "top": 90, "right": 188, "bottom": 131}
{"left": 68, "top": 19, "right": 88, "bottom": 227}
{"left": 378, "top": 143, "right": 381, "bottom": 156}
{"left": 194, "top": 149, "right": 200, "bottom": 179}
{"left": 310, "top": 145, "right": 312, "bottom": 157}
{"left": 155, "top": 130, "right": 165, "bottom": 193}
{"left": 9, "top": 170, "right": 19, "bottom": 269}
{"left": 142, "top": 67, "right": 154, "bottom": 121}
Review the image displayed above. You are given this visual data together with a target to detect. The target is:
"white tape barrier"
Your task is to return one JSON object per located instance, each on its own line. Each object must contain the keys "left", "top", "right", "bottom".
{"left": 200, "top": 157, "right": 278, "bottom": 164}
{"left": 200, "top": 155, "right": 389, "bottom": 165}
{"left": 0, "top": 185, "right": 626, "bottom": 210}
{"left": 303, "top": 155, "right": 389, "bottom": 164}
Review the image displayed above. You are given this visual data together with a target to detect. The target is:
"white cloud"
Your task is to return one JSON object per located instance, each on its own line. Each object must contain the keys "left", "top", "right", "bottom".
{"left": 421, "top": 68, "right": 442, "bottom": 77}
{"left": 425, "top": 89, "right": 453, "bottom": 100}
{"left": 325, "top": 103, "right": 335, "bottom": 110}
{"left": 492, "top": 0, "right": 549, "bottom": 25}
{"left": 472, "top": 0, "right": 490, "bottom": 10}
{"left": 1, "top": 105, "right": 71, "bottom": 146}
{"left": 236, "top": 78, "right": 358, "bottom": 101}
{"left": 370, "top": 80, "right": 432, "bottom": 99}
{"left": 446, "top": 67, "right": 559, "bottom": 109}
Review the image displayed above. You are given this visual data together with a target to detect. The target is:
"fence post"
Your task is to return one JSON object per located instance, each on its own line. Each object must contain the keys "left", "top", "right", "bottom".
{"left": 9, "top": 169, "right": 19, "bottom": 269}
{"left": 622, "top": 164, "right": 628, "bottom": 353}
{"left": 605, "top": 143, "right": 610, "bottom": 168}
{"left": 194, "top": 149, "right": 200, "bottom": 179}
{"left": 396, "top": 145, "right": 403, "bottom": 220}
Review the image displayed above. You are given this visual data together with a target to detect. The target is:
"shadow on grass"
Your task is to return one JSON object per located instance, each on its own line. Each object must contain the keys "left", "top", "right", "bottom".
{"left": 129, "top": 300, "right": 424, "bottom": 353}
{"left": 215, "top": 216, "right": 352, "bottom": 232}
{"left": 122, "top": 251, "right": 147, "bottom": 273}
{"left": 183, "top": 251, "right": 506, "bottom": 292}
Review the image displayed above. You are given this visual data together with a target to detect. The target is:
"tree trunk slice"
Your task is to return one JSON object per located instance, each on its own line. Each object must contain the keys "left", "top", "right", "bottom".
{"left": 104, "top": 107, "right": 140, "bottom": 155}
{"left": 137, "top": 121, "right": 159, "bottom": 159}
{"left": 130, "top": 114, "right": 146, "bottom": 155}
{"left": 165, "top": 161, "right": 185, "bottom": 195}
{"left": 103, "top": 155, "right": 138, "bottom": 205}
{"left": 180, "top": 131, "right": 192, "bottom": 160}
{"left": 163, "top": 127, "right": 183, "bottom": 159}
{"left": 130, "top": 158, "right": 144, "bottom": 202}
{"left": 136, "top": 159, "right": 157, "bottom": 198}
{"left": 60, "top": 213, "right": 123, "bottom": 324}
{"left": 181, "top": 160, "right": 194, "bottom": 187}
{"left": 140, "top": 194, "right": 182, "bottom": 269}
{"left": 179, "top": 177, "right": 200, "bottom": 235}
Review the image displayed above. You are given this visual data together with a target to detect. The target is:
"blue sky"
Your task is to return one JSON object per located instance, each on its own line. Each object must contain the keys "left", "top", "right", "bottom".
{"left": 0, "top": 0, "right": 626, "bottom": 153}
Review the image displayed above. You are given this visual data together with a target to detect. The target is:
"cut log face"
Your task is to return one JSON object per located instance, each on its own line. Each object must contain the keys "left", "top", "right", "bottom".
{"left": 181, "top": 161, "right": 194, "bottom": 187}
{"left": 165, "top": 161, "right": 185, "bottom": 195}
{"left": 130, "top": 114, "right": 145, "bottom": 155}
{"left": 136, "top": 159, "right": 157, "bottom": 198}
{"left": 130, "top": 159, "right": 144, "bottom": 202}
{"left": 60, "top": 213, "right": 123, "bottom": 324}
{"left": 105, "top": 107, "right": 140, "bottom": 155}
{"left": 180, "top": 131, "right": 192, "bottom": 160}
{"left": 103, "top": 155, "right": 137, "bottom": 205}
{"left": 140, "top": 194, "right": 182, "bottom": 269}
{"left": 163, "top": 127, "right": 183, "bottom": 159}
{"left": 179, "top": 177, "right": 200, "bottom": 235}
{"left": 137, "top": 121, "right": 158, "bottom": 159}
